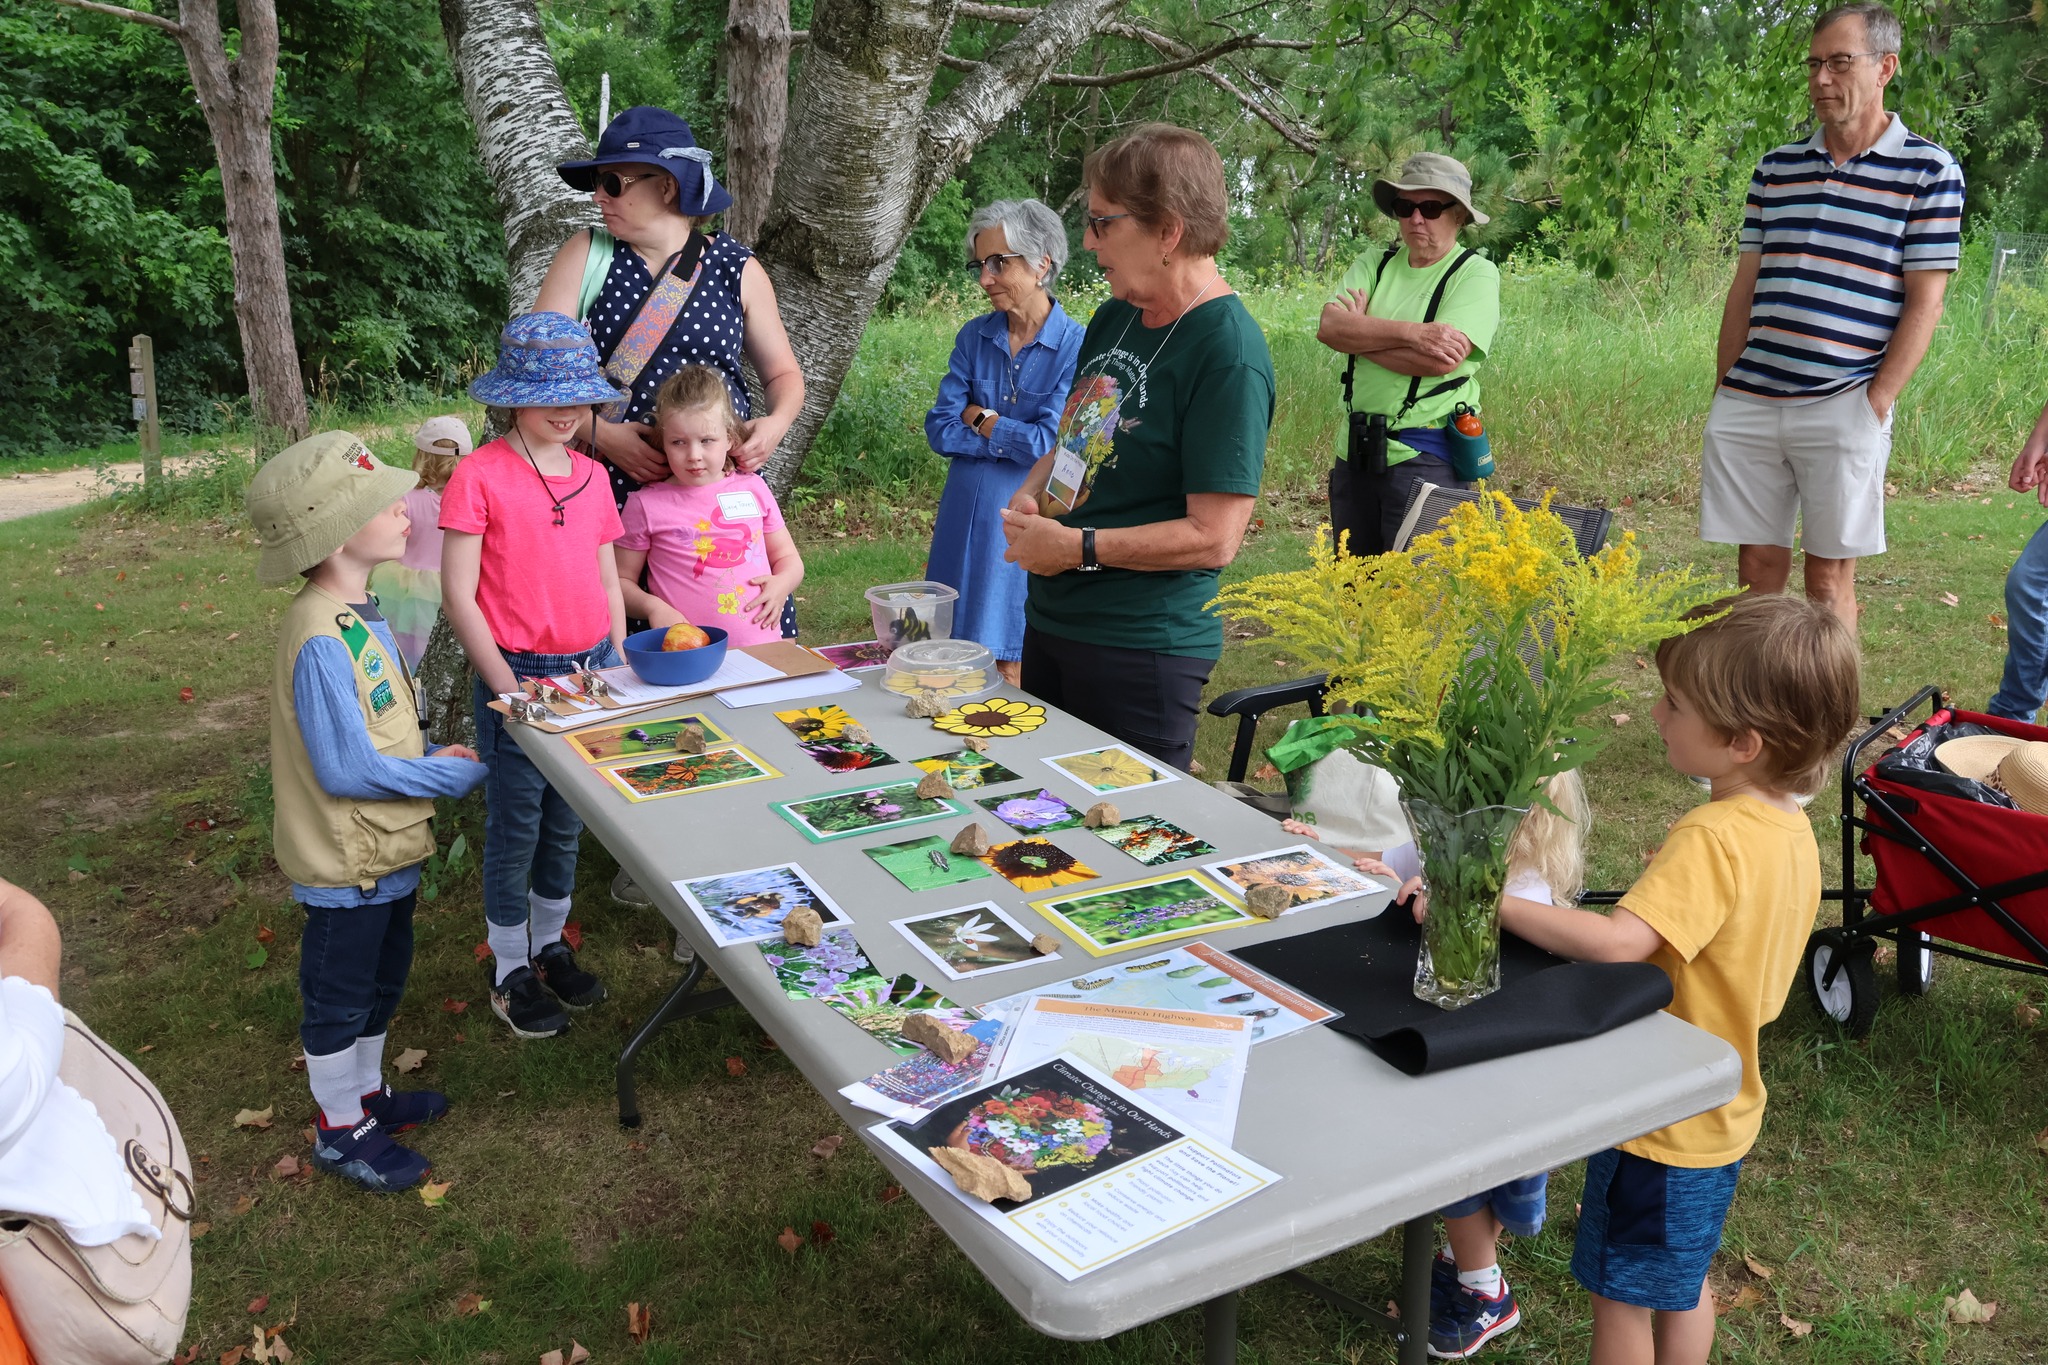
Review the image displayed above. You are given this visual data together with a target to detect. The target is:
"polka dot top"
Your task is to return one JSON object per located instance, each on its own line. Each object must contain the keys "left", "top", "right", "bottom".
{"left": 586, "top": 230, "right": 753, "bottom": 500}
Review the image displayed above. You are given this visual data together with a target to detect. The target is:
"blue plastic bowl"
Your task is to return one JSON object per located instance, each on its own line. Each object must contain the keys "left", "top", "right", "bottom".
{"left": 622, "top": 625, "right": 730, "bottom": 686}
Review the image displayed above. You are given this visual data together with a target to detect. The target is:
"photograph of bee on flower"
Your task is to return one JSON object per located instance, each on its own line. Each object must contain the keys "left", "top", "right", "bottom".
{"left": 1213, "top": 489, "right": 1732, "bottom": 1007}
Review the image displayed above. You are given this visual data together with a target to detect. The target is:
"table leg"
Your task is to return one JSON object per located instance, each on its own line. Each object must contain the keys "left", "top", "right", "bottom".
{"left": 615, "top": 957, "right": 737, "bottom": 1128}
{"left": 1202, "top": 1290, "right": 1239, "bottom": 1365}
{"left": 1397, "top": 1212, "right": 1433, "bottom": 1365}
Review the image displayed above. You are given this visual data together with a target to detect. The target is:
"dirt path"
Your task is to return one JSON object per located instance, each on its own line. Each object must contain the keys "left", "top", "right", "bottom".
{"left": 0, "top": 458, "right": 209, "bottom": 523}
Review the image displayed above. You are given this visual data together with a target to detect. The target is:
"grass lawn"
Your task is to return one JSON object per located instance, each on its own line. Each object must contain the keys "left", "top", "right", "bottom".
{"left": 2, "top": 485, "right": 2045, "bottom": 1363}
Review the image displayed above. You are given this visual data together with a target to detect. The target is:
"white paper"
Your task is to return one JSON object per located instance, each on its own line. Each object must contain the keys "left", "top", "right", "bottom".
{"left": 995, "top": 999, "right": 1251, "bottom": 1142}
{"left": 1199, "top": 843, "right": 1390, "bottom": 917}
{"left": 872, "top": 1054, "right": 1279, "bottom": 1280}
{"left": 981, "top": 941, "right": 1342, "bottom": 1047}
{"left": 501, "top": 655, "right": 787, "bottom": 729}
{"left": 716, "top": 668, "right": 863, "bottom": 709}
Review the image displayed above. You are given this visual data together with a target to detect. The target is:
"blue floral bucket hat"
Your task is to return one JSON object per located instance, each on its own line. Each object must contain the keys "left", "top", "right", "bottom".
{"left": 557, "top": 106, "right": 734, "bottom": 215}
{"left": 467, "top": 312, "right": 627, "bottom": 409}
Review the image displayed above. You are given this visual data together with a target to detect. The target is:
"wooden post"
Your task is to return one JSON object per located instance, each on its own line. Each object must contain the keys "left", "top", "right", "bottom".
{"left": 129, "top": 335, "right": 162, "bottom": 493}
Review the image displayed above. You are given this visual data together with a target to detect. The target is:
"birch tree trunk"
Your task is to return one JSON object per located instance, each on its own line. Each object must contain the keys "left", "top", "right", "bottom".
{"left": 723, "top": 0, "right": 791, "bottom": 246}
{"left": 439, "top": 0, "right": 600, "bottom": 313}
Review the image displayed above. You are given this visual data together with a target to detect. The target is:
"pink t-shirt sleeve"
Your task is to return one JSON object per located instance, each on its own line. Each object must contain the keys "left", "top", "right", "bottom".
{"left": 438, "top": 455, "right": 489, "bottom": 534}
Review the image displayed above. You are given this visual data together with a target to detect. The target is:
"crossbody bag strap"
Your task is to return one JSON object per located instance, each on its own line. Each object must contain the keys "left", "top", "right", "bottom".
{"left": 1340, "top": 242, "right": 1405, "bottom": 409}
{"left": 1393, "top": 247, "right": 1479, "bottom": 424}
{"left": 598, "top": 230, "right": 710, "bottom": 365}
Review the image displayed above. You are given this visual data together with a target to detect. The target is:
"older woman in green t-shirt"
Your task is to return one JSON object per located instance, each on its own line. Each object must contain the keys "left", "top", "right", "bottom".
{"left": 1318, "top": 152, "right": 1500, "bottom": 556}
{"left": 1000, "top": 123, "right": 1275, "bottom": 772}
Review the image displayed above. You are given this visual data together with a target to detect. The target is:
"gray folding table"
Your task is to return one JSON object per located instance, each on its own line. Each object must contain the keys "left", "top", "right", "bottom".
{"left": 511, "top": 667, "right": 1740, "bottom": 1363}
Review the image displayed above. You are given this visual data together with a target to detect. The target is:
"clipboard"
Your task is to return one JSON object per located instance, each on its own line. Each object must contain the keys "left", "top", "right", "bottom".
{"left": 488, "top": 641, "right": 835, "bottom": 732}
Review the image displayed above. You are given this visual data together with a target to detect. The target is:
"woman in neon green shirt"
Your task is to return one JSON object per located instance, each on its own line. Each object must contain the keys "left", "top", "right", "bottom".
{"left": 1317, "top": 152, "right": 1500, "bottom": 556}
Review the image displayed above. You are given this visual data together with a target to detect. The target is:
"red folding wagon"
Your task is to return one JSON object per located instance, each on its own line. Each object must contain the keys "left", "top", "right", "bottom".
{"left": 1805, "top": 686, "right": 2048, "bottom": 1037}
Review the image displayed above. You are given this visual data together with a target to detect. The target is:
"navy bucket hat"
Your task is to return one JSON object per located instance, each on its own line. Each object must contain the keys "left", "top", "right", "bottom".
{"left": 468, "top": 312, "right": 627, "bottom": 409}
{"left": 557, "top": 106, "right": 734, "bottom": 215}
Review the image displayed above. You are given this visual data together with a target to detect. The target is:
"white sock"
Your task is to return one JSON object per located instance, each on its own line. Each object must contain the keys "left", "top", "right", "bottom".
{"left": 1458, "top": 1264, "right": 1503, "bottom": 1299}
{"left": 306, "top": 1047, "right": 365, "bottom": 1128}
{"left": 353, "top": 1032, "right": 387, "bottom": 1098}
{"left": 488, "top": 920, "right": 532, "bottom": 986}
{"left": 528, "top": 890, "right": 572, "bottom": 953}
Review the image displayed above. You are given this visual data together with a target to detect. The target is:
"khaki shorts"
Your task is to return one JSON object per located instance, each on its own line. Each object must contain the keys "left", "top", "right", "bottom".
{"left": 1699, "top": 384, "right": 1892, "bottom": 560}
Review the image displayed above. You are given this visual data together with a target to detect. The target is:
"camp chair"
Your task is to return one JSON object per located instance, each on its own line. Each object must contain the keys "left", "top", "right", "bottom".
{"left": 1207, "top": 483, "right": 1615, "bottom": 783}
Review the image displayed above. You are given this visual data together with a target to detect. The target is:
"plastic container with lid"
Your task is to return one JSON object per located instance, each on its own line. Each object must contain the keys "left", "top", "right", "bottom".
{"left": 882, "top": 638, "right": 995, "bottom": 703}
{"left": 865, "top": 580, "right": 958, "bottom": 652}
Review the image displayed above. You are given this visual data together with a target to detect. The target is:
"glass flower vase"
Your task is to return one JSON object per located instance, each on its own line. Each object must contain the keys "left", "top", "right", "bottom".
{"left": 1405, "top": 798, "right": 1527, "bottom": 1010}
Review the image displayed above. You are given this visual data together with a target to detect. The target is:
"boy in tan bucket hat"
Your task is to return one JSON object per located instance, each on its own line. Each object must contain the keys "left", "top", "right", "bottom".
{"left": 246, "top": 431, "right": 487, "bottom": 1192}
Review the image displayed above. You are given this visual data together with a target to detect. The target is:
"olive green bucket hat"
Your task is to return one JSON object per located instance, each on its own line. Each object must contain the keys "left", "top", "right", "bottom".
{"left": 1372, "top": 152, "right": 1490, "bottom": 226}
{"left": 246, "top": 431, "right": 418, "bottom": 586}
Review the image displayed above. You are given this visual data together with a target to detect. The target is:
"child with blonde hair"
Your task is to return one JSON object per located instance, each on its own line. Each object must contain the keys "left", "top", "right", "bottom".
{"left": 369, "top": 415, "right": 472, "bottom": 668}
{"left": 616, "top": 365, "right": 803, "bottom": 647}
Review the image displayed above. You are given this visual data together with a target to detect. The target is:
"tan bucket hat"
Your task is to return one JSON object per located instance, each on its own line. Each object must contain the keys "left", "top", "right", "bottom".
{"left": 1372, "top": 152, "right": 1489, "bottom": 226}
{"left": 245, "top": 431, "right": 418, "bottom": 586}
{"left": 1934, "top": 735, "right": 2048, "bottom": 815}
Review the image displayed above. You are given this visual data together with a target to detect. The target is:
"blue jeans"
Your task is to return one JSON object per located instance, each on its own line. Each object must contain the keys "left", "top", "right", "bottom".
{"left": 300, "top": 890, "right": 415, "bottom": 1055}
{"left": 1990, "top": 520, "right": 2048, "bottom": 723}
{"left": 473, "top": 639, "right": 620, "bottom": 929}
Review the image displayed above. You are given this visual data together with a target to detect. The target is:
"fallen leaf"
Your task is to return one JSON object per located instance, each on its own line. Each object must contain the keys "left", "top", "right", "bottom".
{"left": 1250, "top": 761, "right": 1280, "bottom": 782}
{"left": 626, "top": 1301, "right": 652, "bottom": 1343}
{"left": 1716, "top": 1283, "right": 1764, "bottom": 1313}
{"left": 418, "top": 1179, "right": 452, "bottom": 1209}
{"left": 567, "top": 1345, "right": 589, "bottom": 1365}
{"left": 561, "top": 921, "right": 583, "bottom": 951}
{"left": 1611, "top": 713, "right": 1631, "bottom": 726}
{"left": 811, "top": 1134, "right": 844, "bottom": 1159}
{"left": 300, "top": 1125, "right": 316, "bottom": 1145}
{"left": 249, "top": 1295, "right": 270, "bottom": 1315}
{"left": 757, "top": 1034, "right": 780, "bottom": 1051}
{"left": 138, "top": 1043, "right": 155, "bottom": 1053}
{"left": 67, "top": 869, "right": 85, "bottom": 882}
{"left": 1744, "top": 1254, "right": 1774, "bottom": 1280}
{"left": 191, "top": 1221, "right": 211, "bottom": 1240}
{"left": 1945, "top": 1288, "right": 1996, "bottom": 1323}
{"left": 1939, "top": 592, "right": 1959, "bottom": 607}
{"left": 263, "top": 1336, "right": 293, "bottom": 1365}
{"left": 809, "top": 1219, "right": 836, "bottom": 1246}
{"left": 455, "top": 1292, "right": 489, "bottom": 1316}
{"left": 879, "top": 1184, "right": 904, "bottom": 1204}
{"left": 2015, "top": 1001, "right": 2040, "bottom": 1028}
{"left": 1188, "top": 758, "right": 1205, "bottom": 775}
{"left": 473, "top": 941, "right": 492, "bottom": 962}
{"left": 219, "top": 1347, "right": 247, "bottom": 1365}
{"left": 395, "top": 1047, "right": 428, "bottom": 1073}
{"left": 1780, "top": 1312, "right": 1813, "bottom": 1337}
{"left": 231, "top": 1196, "right": 257, "bottom": 1218}
{"left": 725, "top": 1056, "right": 747, "bottom": 1077}
{"left": 234, "top": 1106, "right": 274, "bottom": 1130}
{"left": 179, "top": 686, "right": 194, "bottom": 703}
{"left": 116, "top": 571, "right": 126, "bottom": 581}
{"left": 270, "top": 1155, "right": 300, "bottom": 1180}
{"left": 441, "top": 998, "right": 469, "bottom": 1014}
{"left": 255, "top": 925, "right": 274, "bottom": 945}
{"left": 775, "top": 1226, "right": 802, "bottom": 1255}
{"left": 94, "top": 601, "right": 104, "bottom": 611}
{"left": 227, "top": 631, "right": 240, "bottom": 642}
{"left": 542, "top": 1354, "right": 563, "bottom": 1365}
{"left": 175, "top": 1348, "right": 200, "bottom": 1364}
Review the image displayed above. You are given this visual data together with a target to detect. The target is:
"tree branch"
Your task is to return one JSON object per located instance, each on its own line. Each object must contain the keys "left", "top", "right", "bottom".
{"left": 41, "top": 0, "right": 181, "bottom": 35}
{"left": 921, "top": 0, "right": 1132, "bottom": 177}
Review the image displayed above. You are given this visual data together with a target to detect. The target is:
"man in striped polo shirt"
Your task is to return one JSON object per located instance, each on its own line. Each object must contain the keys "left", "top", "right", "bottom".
{"left": 1702, "top": 1, "right": 1963, "bottom": 636}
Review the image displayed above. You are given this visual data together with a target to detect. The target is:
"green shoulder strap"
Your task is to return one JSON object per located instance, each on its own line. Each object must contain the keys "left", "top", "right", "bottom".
{"left": 577, "top": 228, "right": 616, "bottom": 321}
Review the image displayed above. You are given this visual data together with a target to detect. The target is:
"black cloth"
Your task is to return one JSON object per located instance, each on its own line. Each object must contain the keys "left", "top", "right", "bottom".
{"left": 1233, "top": 908, "right": 1673, "bottom": 1075}
{"left": 1020, "top": 624, "right": 1213, "bottom": 772}
{"left": 1328, "top": 446, "right": 1471, "bottom": 558}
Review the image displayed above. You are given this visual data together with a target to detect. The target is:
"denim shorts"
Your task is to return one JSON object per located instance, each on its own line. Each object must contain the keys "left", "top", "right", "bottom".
{"left": 1440, "top": 1172, "right": 1548, "bottom": 1237}
{"left": 1571, "top": 1148, "right": 1741, "bottom": 1311}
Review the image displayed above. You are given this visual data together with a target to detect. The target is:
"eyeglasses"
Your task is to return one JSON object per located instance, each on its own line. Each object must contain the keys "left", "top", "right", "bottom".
{"left": 966, "top": 252, "right": 1027, "bottom": 276}
{"left": 1084, "top": 212, "right": 1131, "bottom": 236}
{"left": 594, "top": 171, "right": 657, "bottom": 198}
{"left": 1804, "top": 51, "right": 1883, "bottom": 75}
{"left": 1390, "top": 197, "right": 1456, "bottom": 220}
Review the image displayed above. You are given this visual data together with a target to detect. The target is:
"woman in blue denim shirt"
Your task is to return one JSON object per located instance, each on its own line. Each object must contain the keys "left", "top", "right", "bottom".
{"left": 925, "top": 199, "right": 1084, "bottom": 685}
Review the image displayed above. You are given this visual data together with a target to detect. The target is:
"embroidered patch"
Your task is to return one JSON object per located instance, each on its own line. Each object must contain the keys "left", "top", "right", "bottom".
{"left": 360, "top": 648, "right": 386, "bottom": 681}
{"left": 369, "top": 679, "right": 396, "bottom": 715}
{"left": 342, "top": 441, "right": 375, "bottom": 472}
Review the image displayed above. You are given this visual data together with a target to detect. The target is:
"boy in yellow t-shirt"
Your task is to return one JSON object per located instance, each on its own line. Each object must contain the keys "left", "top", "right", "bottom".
{"left": 1499, "top": 593, "right": 1859, "bottom": 1365}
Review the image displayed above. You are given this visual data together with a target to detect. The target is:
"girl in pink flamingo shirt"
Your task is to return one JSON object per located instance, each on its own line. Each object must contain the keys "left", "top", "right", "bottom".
{"left": 616, "top": 365, "right": 804, "bottom": 647}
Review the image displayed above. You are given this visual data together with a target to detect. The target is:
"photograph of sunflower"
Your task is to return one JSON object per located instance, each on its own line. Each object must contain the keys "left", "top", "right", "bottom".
{"left": 1030, "top": 873, "right": 1255, "bottom": 957}
{"left": 976, "top": 838, "right": 1099, "bottom": 892}
{"left": 911, "top": 749, "right": 1022, "bottom": 791}
{"left": 1201, "top": 844, "right": 1387, "bottom": 914}
{"left": 932, "top": 697, "right": 1048, "bottom": 738}
{"left": 774, "top": 704, "right": 858, "bottom": 742}
{"left": 1089, "top": 815, "right": 1216, "bottom": 867}
{"left": 1042, "top": 743, "right": 1179, "bottom": 794}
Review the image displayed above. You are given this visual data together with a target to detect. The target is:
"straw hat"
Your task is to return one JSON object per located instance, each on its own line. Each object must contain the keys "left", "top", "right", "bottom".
{"left": 1934, "top": 735, "right": 2048, "bottom": 815}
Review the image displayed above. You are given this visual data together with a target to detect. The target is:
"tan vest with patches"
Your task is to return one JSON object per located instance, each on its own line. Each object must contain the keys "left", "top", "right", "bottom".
{"left": 269, "top": 582, "right": 436, "bottom": 889}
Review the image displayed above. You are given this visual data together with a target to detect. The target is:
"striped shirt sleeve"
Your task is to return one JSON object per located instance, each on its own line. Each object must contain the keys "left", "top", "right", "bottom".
{"left": 1901, "top": 154, "right": 1964, "bottom": 271}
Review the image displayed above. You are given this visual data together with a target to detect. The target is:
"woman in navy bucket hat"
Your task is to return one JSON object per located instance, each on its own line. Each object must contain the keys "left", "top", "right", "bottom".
{"left": 536, "top": 107, "right": 805, "bottom": 498}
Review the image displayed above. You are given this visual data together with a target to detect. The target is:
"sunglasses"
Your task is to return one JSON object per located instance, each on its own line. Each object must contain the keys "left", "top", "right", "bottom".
{"left": 1390, "top": 197, "right": 1457, "bottom": 220}
{"left": 594, "top": 171, "right": 657, "bottom": 199}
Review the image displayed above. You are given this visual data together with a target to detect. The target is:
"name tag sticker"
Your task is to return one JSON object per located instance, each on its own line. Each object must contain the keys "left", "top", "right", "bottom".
{"left": 1047, "top": 449, "right": 1087, "bottom": 510}
{"left": 717, "top": 490, "right": 762, "bottom": 521}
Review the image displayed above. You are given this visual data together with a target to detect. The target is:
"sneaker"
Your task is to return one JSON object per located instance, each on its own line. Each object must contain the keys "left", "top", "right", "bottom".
{"left": 533, "top": 939, "right": 607, "bottom": 1009}
{"left": 362, "top": 1082, "right": 448, "bottom": 1134}
{"left": 610, "top": 868, "right": 653, "bottom": 909}
{"left": 1430, "top": 1249, "right": 1459, "bottom": 1320}
{"left": 310, "top": 1113, "right": 430, "bottom": 1193}
{"left": 487, "top": 962, "right": 572, "bottom": 1038}
{"left": 1427, "top": 1279, "right": 1521, "bottom": 1359}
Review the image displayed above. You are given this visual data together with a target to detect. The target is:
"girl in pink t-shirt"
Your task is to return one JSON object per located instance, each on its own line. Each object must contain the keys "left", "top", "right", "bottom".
{"left": 617, "top": 366, "right": 804, "bottom": 648}
{"left": 368, "top": 415, "right": 471, "bottom": 668}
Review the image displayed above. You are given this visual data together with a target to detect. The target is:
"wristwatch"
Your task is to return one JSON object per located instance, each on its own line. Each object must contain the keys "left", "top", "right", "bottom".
{"left": 1078, "top": 527, "right": 1102, "bottom": 572}
{"left": 971, "top": 408, "right": 996, "bottom": 437}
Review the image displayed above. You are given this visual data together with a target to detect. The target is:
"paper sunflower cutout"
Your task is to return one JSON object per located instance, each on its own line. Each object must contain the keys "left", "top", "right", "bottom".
{"left": 1054, "top": 747, "right": 1159, "bottom": 790}
{"left": 979, "top": 838, "right": 1098, "bottom": 891}
{"left": 883, "top": 668, "right": 991, "bottom": 699}
{"left": 934, "top": 697, "right": 1048, "bottom": 737}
